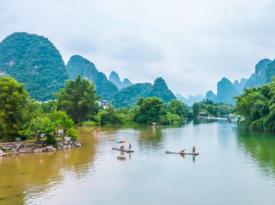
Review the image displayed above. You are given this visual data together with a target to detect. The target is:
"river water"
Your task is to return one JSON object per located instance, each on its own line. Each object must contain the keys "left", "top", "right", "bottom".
{"left": 1, "top": 121, "right": 275, "bottom": 205}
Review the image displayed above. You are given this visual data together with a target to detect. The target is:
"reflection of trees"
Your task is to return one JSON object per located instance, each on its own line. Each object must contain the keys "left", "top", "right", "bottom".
{"left": 0, "top": 127, "right": 97, "bottom": 205}
{"left": 237, "top": 129, "right": 275, "bottom": 177}
{"left": 193, "top": 118, "right": 217, "bottom": 125}
{"left": 136, "top": 126, "right": 164, "bottom": 149}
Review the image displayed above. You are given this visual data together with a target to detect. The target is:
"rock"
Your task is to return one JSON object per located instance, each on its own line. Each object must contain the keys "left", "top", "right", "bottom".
{"left": 75, "top": 142, "right": 82, "bottom": 147}
{"left": 24, "top": 143, "right": 35, "bottom": 147}
{"left": 46, "top": 146, "right": 56, "bottom": 152}
{"left": 18, "top": 147, "right": 33, "bottom": 153}
{"left": 33, "top": 148, "right": 46, "bottom": 153}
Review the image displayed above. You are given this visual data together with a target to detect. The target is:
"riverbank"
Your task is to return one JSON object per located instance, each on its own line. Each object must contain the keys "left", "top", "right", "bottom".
{"left": 0, "top": 139, "right": 81, "bottom": 155}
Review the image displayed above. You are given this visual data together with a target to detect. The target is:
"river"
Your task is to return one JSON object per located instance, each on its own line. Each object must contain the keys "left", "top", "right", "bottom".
{"left": 0, "top": 121, "right": 275, "bottom": 205}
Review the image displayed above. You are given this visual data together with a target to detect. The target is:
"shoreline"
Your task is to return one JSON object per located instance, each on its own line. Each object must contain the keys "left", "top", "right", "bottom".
{"left": 0, "top": 140, "right": 81, "bottom": 156}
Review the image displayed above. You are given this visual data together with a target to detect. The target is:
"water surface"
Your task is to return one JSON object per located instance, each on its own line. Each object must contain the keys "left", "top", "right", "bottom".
{"left": 1, "top": 121, "right": 275, "bottom": 205}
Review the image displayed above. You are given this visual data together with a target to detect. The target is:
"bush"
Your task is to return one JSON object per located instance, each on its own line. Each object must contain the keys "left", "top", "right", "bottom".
{"left": 160, "top": 113, "right": 183, "bottom": 125}
{"left": 99, "top": 107, "right": 123, "bottom": 125}
{"left": 82, "top": 121, "right": 98, "bottom": 127}
{"left": 67, "top": 127, "right": 78, "bottom": 141}
{"left": 46, "top": 135, "right": 57, "bottom": 145}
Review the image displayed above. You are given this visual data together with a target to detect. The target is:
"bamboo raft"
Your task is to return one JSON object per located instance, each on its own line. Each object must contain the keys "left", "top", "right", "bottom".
{"left": 166, "top": 151, "right": 199, "bottom": 156}
{"left": 112, "top": 148, "right": 134, "bottom": 153}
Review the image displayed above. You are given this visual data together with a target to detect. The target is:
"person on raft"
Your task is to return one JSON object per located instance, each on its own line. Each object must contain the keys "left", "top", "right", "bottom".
{"left": 129, "top": 143, "right": 132, "bottom": 151}
{"left": 179, "top": 148, "right": 185, "bottom": 154}
{"left": 192, "top": 146, "right": 196, "bottom": 154}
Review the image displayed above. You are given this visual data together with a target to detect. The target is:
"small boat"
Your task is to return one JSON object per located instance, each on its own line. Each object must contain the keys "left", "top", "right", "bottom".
{"left": 166, "top": 151, "right": 199, "bottom": 156}
{"left": 112, "top": 148, "right": 134, "bottom": 153}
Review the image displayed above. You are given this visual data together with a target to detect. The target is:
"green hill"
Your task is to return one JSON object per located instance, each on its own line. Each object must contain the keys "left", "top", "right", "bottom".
{"left": 112, "top": 77, "right": 175, "bottom": 108}
{"left": 66, "top": 55, "right": 118, "bottom": 100}
{"left": 0, "top": 32, "right": 68, "bottom": 101}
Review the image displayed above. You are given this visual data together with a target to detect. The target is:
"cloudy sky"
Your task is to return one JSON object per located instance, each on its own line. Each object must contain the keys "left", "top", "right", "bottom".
{"left": 1, "top": 0, "right": 275, "bottom": 96}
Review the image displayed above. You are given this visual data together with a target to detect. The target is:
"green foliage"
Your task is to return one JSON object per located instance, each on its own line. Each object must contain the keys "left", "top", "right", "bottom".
{"left": 192, "top": 100, "right": 233, "bottom": 117}
{"left": 0, "top": 32, "right": 68, "bottom": 101}
{"left": 27, "top": 116, "right": 55, "bottom": 139}
{"left": 48, "top": 111, "right": 74, "bottom": 132}
{"left": 67, "top": 127, "right": 78, "bottom": 141}
{"left": 57, "top": 76, "right": 99, "bottom": 123}
{"left": 81, "top": 121, "right": 98, "bottom": 126}
{"left": 112, "top": 83, "right": 152, "bottom": 108}
{"left": 0, "top": 76, "right": 28, "bottom": 141}
{"left": 134, "top": 97, "right": 164, "bottom": 124}
{"left": 160, "top": 112, "right": 183, "bottom": 125}
{"left": 40, "top": 100, "right": 57, "bottom": 113}
{"left": 98, "top": 107, "right": 123, "bottom": 125}
{"left": 67, "top": 55, "right": 118, "bottom": 100}
{"left": 192, "top": 103, "right": 200, "bottom": 116}
{"left": 0, "top": 76, "right": 78, "bottom": 144}
{"left": 45, "top": 135, "right": 57, "bottom": 145}
{"left": 236, "top": 80, "right": 275, "bottom": 132}
{"left": 167, "top": 100, "right": 191, "bottom": 118}
{"left": 144, "top": 78, "right": 175, "bottom": 103}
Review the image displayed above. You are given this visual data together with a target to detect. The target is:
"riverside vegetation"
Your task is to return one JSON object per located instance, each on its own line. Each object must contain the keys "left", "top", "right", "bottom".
{"left": 1, "top": 75, "right": 275, "bottom": 147}
{"left": 2, "top": 74, "right": 275, "bottom": 144}
{"left": 0, "top": 75, "right": 191, "bottom": 144}
{"left": 2, "top": 73, "right": 263, "bottom": 146}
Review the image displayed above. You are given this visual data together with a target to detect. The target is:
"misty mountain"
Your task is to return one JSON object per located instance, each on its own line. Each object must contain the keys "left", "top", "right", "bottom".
{"left": 109, "top": 71, "right": 132, "bottom": 90}
{"left": 206, "top": 58, "right": 275, "bottom": 104}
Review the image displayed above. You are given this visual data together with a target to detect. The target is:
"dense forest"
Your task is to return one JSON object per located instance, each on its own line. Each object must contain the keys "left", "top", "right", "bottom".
{"left": 236, "top": 80, "right": 275, "bottom": 132}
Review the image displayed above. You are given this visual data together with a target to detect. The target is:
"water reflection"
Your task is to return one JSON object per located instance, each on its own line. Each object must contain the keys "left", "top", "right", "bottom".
{"left": 237, "top": 129, "right": 275, "bottom": 178}
{"left": 137, "top": 126, "right": 164, "bottom": 150}
{"left": 116, "top": 152, "right": 132, "bottom": 161}
{"left": 0, "top": 127, "right": 97, "bottom": 205}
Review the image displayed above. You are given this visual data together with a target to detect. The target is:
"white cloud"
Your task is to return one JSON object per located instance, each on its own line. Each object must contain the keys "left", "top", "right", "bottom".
{"left": 0, "top": 0, "right": 275, "bottom": 96}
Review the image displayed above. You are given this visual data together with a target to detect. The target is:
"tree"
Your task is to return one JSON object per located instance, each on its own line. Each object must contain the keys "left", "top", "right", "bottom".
{"left": 134, "top": 97, "right": 164, "bottom": 124}
{"left": 0, "top": 76, "right": 28, "bottom": 141}
{"left": 98, "top": 107, "right": 123, "bottom": 125}
{"left": 167, "top": 100, "right": 190, "bottom": 118}
{"left": 236, "top": 80, "right": 275, "bottom": 132}
{"left": 160, "top": 112, "right": 183, "bottom": 125}
{"left": 57, "top": 76, "right": 99, "bottom": 123}
{"left": 28, "top": 116, "right": 54, "bottom": 137}
{"left": 48, "top": 111, "right": 74, "bottom": 133}
{"left": 192, "top": 103, "right": 200, "bottom": 116}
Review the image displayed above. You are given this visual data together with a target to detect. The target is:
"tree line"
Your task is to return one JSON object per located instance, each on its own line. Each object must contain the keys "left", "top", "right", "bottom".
{"left": 0, "top": 75, "right": 237, "bottom": 142}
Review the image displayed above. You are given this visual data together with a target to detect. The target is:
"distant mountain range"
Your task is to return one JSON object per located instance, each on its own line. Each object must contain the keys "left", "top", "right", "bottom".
{"left": 2, "top": 32, "right": 274, "bottom": 106}
{"left": 206, "top": 58, "right": 275, "bottom": 104}
{"left": 0, "top": 32, "right": 176, "bottom": 106}
{"left": 109, "top": 71, "right": 132, "bottom": 90}
{"left": 176, "top": 94, "right": 204, "bottom": 106}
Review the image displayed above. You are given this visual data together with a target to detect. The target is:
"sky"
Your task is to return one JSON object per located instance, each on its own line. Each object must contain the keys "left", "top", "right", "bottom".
{"left": 1, "top": 0, "right": 275, "bottom": 96}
